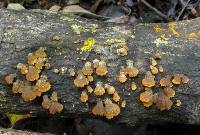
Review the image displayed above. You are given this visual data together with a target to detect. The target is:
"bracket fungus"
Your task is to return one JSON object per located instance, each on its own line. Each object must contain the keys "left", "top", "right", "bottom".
{"left": 87, "top": 86, "right": 93, "bottom": 93}
{"left": 94, "top": 81, "right": 105, "bottom": 96}
{"left": 131, "top": 81, "right": 137, "bottom": 91}
{"left": 113, "top": 92, "right": 120, "bottom": 102}
{"left": 26, "top": 66, "right": 40, "bottom": 81}
{"left": 80, "top": 91, "right": 89, "bottom": 103}
{"left": 104, "top": 98, "right": 120, "bottom": 119}
{"left": 117, "top": 71, "right": 127, "bottom": 83}
{"left": 150, "top": 65, "right": 158, "bottom": 75}
{"left": 82, "top": 62, "right": 93, "bottom": 76}
{"left": 125, "top": 60, "right": 139, "bottom": 78}
{"left": 74, "top": 72, "right": 89, "bottom": 88}
{"left": 5, "top": 74, "right": 16, "bottom": 84}
{"left": 42, "top": 93, "right": 64, "bottom": 115}
{"left": 154, "top": 92, "right": 173, "bottom": 111}
{"left": 163, "top": 87, "right": 175, "bottom": 98}
{"left": 142, "top": 71, "right": 156, "bottom": 88}
{"left": 160, "top": 75, "right": 173, "bottom": 87}
{"left": 105, "top": 84, "right": 115, "bottom": 95}
{"left": 172, "top": 74, "right": 189, "bottom": 84}
{"left": 139, "top": 89, "right": 153, "bottom": 107}
{"left": 92, "top": 100, "right": 105, "bottom": 116}
{"left": 95, "top": 61, "right": 108, "bottom": 76}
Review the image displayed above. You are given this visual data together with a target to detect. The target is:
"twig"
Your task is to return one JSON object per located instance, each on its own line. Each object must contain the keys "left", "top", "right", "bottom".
{"left": 140, "top": 0, "right": 170, "bottom": 21}
{"left": 176, "top": 0, "right": 191, "bottom": 21}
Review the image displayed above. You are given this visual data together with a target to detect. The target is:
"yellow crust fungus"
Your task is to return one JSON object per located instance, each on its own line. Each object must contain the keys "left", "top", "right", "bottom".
{"left": 125, "top": 60, "right": 139, "bottom": 78}
{"left": 49, "top": 102, "right": 64, "bottom": 115}
{"left": 87, "top": 75, "right": 94, "bottom": 82}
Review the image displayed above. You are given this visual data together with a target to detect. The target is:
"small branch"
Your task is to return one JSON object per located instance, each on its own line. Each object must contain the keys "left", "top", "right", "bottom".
{"left": 176, "top": 0, "right": 191, "bottom": 21}
{"left": 140, "top": 0, "right": 170, "bottom": 21}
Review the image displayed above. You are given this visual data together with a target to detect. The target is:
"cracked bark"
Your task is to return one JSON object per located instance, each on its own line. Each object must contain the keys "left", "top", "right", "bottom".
{"left": 0, "top": 9, "right": 199, "bottom": 126}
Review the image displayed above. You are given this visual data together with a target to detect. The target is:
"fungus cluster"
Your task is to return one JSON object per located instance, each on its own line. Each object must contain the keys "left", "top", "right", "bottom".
{"left": 117, "top": 60, "right": 139, "bottom": 92}
{"left": 5, "top": 47, "right": 63, "bottom": 115}
{"left": 42, "top": 92, "right": 63, "bottom": 114}
{"left": 92, "top": 98, "right": 120, "bottom": 119}
{"left": 140, "top": 53, "right": 189, "bottom": 111}
{"left": 73, "top": 59, "right": 122, "bottom": 119}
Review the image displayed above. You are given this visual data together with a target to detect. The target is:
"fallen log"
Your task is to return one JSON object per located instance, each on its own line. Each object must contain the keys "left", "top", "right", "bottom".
{"left": 0, "top": 8, "right": 199, "bottom": 126}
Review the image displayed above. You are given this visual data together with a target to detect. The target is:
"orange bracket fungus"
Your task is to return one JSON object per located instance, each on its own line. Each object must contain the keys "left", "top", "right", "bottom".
{"left": 5, "top": 74, "right": 16, "bottom": 84}
{"left": 105, "top": 84, "right": 115, "bottom": 95}
{"left": 82, "top": 61, "right": 93, "bottom": 76}
{"left": 113, "top": 92, "right": 120, "bottom": 102}
{"left": 5, "top": 47, "right": 64, "bottom": 115}
{"left": 117, "top": 71, "right": 127, "bottom": 83}
{"left": 139, "top": 89, "right": 153, "bottom": 107}
{"left": 104, "top": 98, "right": 120, "bottom": 119}
{"left": 80, "top": 91, "right": 89, "bottom": 103}
{"left": 94, "top": 81, "right": 105, "bottom": 96}
{"left": 142, "top": 71, "right": 156, "bottom": 88}
{"left": 125, "top": 60, "right": 139, "bottom": 78}
{"left": 160, "top": 75, "right": 173, "bottom": 87}
{"left": 42, "top": 93, "right": 63, "bottom": 115}
{"left": 131, "top": 81, "right": 137, "bottom": 91}
{"left": 92, "top": 59, "right": 100, "bottom": 69}
{"left": 86, "top": 86, "right": 93, "bottom": 93}
{"left": 92, "top": 100, "right": 105, "bottom": 116}
{"left": 95, "top": 61, "right": 108, "bottom": 76}
{"left": 155, "top": 92, "right": 173, "bottom": 111}
{"left": 74, "top": 72, "right": 89, "bottom": 88}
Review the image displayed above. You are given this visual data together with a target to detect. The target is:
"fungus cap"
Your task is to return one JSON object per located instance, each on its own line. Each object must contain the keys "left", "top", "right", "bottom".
{"left": 160, "top": 76, "right": 173, "bottom": 87}
{"left": 50, "top": 92, "right": 58, "bottom": 102}
{"left": 163, "top": 87, "right": 175, "bottom": 98}
{"left": 150, "top": 65, "right": 158, "bottom": 75}
{"left": 26, "top": 66, "right": 40, "bottom": 81}
{"left": 139, "top": 89, "right": 153, "bottom": 103}
{"left": 142, "top": 72, "right": 156, "bottom": 88}
{"left": 21, "top": 86, "right": 37, "bottom": 102}
{"left": 155, "top": 92, "right": 173, "bottom": 111}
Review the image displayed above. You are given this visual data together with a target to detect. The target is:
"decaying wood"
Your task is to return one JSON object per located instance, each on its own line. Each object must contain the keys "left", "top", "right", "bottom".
{"left": 0, "top": 9, "right": 199, "bottom": 126}
{"left": 0, "top": 128, "right": 55, "bottom": 135}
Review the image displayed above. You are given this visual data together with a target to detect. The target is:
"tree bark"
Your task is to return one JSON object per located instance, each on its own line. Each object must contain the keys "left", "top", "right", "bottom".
{"left": 0, "top": 9, "right": 199, "bottom": 126}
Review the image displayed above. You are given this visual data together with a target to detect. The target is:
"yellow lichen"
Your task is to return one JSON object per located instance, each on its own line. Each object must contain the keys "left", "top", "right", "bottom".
{"left": 81, "top": 38, "right": 95, "bottom": 52}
